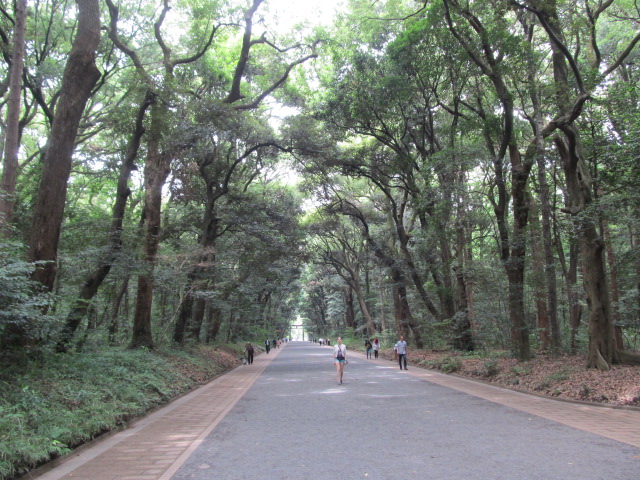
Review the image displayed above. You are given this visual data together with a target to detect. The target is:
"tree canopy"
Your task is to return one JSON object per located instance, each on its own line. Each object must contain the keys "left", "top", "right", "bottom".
{"left": 1, "top": 0, "right": 639, "bottom": 370}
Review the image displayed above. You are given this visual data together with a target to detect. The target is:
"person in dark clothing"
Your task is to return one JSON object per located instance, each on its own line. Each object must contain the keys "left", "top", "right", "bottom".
{"left": 365, "top": 339, "right": 373, "bottom": 359}
{"left": 245, "top": 343, "right": 254, "bottom": 364}
{"left": 265, "top": 339, "right": 270, "bottom": 354}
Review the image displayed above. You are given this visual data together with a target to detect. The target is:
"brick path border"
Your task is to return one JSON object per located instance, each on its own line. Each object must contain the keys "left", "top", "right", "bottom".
{"left": 24, "top": 344, "right": 640, "bottom": 480}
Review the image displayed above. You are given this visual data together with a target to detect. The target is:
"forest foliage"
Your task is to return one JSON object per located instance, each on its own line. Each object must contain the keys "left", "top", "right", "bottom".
{"left": 0, "top": 1, "right": 640, "bottom": 477}
{"left": 0, "top": 0, "right": 639, "bottom": 369}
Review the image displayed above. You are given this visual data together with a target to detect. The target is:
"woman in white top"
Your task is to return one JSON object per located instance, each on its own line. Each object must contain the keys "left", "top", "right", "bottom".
{"left": 333, "top": 337, "right": 347, "bottom": 385}
{"left": 372, "top": 337, "right": 380, "bottom": 359}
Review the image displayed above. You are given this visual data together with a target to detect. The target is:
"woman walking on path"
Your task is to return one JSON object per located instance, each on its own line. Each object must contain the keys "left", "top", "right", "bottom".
{"left": 372, "top": 338, "right": 380, "bottom": 358}
{"left": 334, "top": 337, "right": 347, "bottom": 385}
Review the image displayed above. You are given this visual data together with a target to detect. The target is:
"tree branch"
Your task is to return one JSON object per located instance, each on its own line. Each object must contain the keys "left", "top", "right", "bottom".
{"left": 224, "top": 0, "right": 264, "bottom": 104}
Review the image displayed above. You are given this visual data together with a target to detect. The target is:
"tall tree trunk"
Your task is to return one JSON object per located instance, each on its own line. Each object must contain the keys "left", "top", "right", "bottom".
{"left": 186, "top": 203, "right": 220, "bottom": 341}
{"left": 567, "top": 247, "right": 582, "bottom": 355}
{"left": 56, "top": 92, "right": 153, "bottom": 352}
{"left": 207, "top": 306, "right": 224, "bottom": 343}
{"left": 453, "top": 188, "right": 474, "bottom": 351}
{"left": 189, "top": 297, "right": 207, "bottom": 341}
{"left": 437, "top": 236, "right": 456, "bottom": 319}
{"left": 434, "top": 165, "right": 457, "bottom": 321}
{"left": 173, "top": 292, "right": 194, "bottom": 344}
{"left": 465, "top": 225, "right": 477, "bottom": 335}
{"left": 602, "top": 215, "right": 624, "bottom": 350}
{"left": 389, "top": 265, "right": 422, "bottom": 347}
{"left": 536, "top": 152, "right": 560, "bottom": 351}
{"left": 555, "top": 134, "right": 617, "bottom": 369}
{"left": 377, "top": 275, "right": 387, "bottom": 332}
{"left": 393, "top": 197, "right": 440, "bottom": 320}
{"left": 130, "top": 105, "right": 172, "bottom": 349}
{"left": 556, "top": 229, "right": 582, "bottom": 354}
{"left": 528, "top": 48, "right": 561, "bottom": 352}
{"left": 344, "top": 286, "right": 356, "bottom": 329}
{"left": 351, "top": 281, "right": 375, "bottom": 334}
{"left": 27, "top": 0, "right": 101, "bottom": 290}
{"left": 0, "top": 0, "right": 27, "bottom": 234}
{"left": 504, "top": 145, "right": 533, "bottom": 360}
{"left": 109, "top": 276, "right": 129, "bottom": 345}
{"left": 529, "top": 195, "right": 550, "bottom": 351}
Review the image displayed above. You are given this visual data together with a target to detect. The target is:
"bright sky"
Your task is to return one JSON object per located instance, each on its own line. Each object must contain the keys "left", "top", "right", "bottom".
{"left": 263, "top": 0, "right": 346, "bottom": 31}
{"left": 259, "top": 1, "right": 348, "bottom": 190}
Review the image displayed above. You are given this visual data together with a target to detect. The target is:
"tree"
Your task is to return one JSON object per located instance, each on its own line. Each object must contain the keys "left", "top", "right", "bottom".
{"left": 520, "top": 0, "right": 640, "bottom": 368}
{"left": 27, "top": 0, "right": 101, "bottom": 292}
{"left": 328, "top": 197, "right": 424, "bottom": 347}
{"left": 105, "top": 0, "right": 221, "bottom": 349}
{"left": 0, "top": 0, "right": 27, "bottom": 235}
{"left": 169, "top": 0, "right": 317, "bottom": 343}
{"left": 55, "top": 92, "right": 154, "bottom": 352}
{"left": 309, "top": 212, "right": 377, "bottom": 336}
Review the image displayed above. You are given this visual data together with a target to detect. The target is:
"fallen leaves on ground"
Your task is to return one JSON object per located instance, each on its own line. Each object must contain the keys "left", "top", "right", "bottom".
{"left": 382, "top": 350, "right": 640, "bottom": 407}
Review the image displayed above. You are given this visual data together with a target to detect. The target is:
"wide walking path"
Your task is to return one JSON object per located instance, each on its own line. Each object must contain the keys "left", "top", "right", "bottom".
{"left": 25, "top": 342, "right": 639, "bottom": 480}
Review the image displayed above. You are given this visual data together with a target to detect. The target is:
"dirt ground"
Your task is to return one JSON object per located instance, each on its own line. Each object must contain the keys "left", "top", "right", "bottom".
{"left": 379, "top": 349, "right": 640, "bottom": 408}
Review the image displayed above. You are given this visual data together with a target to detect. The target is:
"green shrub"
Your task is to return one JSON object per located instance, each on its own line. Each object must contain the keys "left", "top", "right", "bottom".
{"left": 511, "top": 365, "right": 530, "bottom": 376}
{"left": 480, "top": 359, "right": 499, "bottom": 377}
{"left": 0, "top": 345, "right": 237, "bottom": 480}
{"left": 0, "top": 241, "right": 58, "bottom": 359}
{"left": 544, "top": 368, "right": 570, "bottom": 384}
{"left": 534, "top": 368, "right": 572, "bottom": 391}
{"left": 426, "top": 356, "right": 462, "bottom": 373}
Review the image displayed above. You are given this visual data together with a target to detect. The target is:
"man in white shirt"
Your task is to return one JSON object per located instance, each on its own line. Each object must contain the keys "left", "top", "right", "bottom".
{"left": 395, "top": 336, "right": 408, "bottom": 370}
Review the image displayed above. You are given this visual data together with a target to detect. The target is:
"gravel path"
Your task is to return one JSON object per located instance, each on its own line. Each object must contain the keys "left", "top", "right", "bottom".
{"left": 171, "top": 341, "right": 640, "bottom": 480}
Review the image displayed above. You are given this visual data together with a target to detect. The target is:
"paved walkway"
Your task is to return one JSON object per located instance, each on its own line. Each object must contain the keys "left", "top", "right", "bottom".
{"left": 24, "top": 344, "right": 640, "bottom": 480}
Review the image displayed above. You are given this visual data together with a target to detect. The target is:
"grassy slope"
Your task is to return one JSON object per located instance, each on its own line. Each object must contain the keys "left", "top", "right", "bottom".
{"left": 0, "top": 345, "right": 242, "bottom": 480}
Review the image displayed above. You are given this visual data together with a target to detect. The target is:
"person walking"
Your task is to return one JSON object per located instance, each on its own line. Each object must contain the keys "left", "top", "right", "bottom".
{"left": 265, "top": 339, "right": 270, "bottom": 354}
{"left": 365, "top": 339, "right": 372, "bottom": 359}
{"left": 245, "top": 343, "right": 254, "bottom": 364}
{"left": 395, "top": 335, "right": 408, "bottom": 370}
{"left": 333, "top": 337, "right": 347, "bottom": 385}
{"left": 372, "top": 338, "right": 380, "bottom": 359}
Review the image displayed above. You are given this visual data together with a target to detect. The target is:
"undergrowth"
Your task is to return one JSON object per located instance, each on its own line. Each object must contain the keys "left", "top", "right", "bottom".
{"left": 0, "top": 344, "right": 241, "bottom": 480}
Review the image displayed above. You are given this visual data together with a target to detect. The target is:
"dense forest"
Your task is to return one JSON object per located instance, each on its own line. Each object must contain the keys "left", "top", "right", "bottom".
{"left": 1, "top": 0, "right": 640, "bottom": 371}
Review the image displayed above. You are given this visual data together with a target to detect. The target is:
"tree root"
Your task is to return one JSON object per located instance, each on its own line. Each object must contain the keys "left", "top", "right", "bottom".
{"left": 589, "top": 348, "right": 610, "bottom": 371}
{"left": 616, "top": 349, "right": 640, "bottom": 366}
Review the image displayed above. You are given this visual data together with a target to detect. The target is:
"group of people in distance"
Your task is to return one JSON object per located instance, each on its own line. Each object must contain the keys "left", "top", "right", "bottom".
{"left": 263, "top": 338, "right": 283, "bottom": 354}
{"left": 332, "top": 335, "right": 407, "bottom": 385}
{"left": 244, "top": 335, "right": 409, "bottom": 384}
{"left": 364, "top": 338, "right": 381, "bottom": 359}
{"left": 244, "top": 337, "right": 288, "bottom": 364}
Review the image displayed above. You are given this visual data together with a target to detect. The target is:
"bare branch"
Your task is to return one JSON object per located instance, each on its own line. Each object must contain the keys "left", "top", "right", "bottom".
{"left": 154, "top": 0, "right": 173, "bottom": 70}
{"left": 105, "top": 0, "right": 151, "bottom": 81}
{"left": 224, "top": 0, "right": 264, "bottom": 104}
{"left": 601, "top": 31, "right": 640, "bottom": 77}
{"left": 511, "top": 0, "right": 586, "bottom": 94}
{"left": 233, "top": 51, "right": 318, "bottom": 111}
{"left": 173, "top": 24, "right": 227, "bottom": 66}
